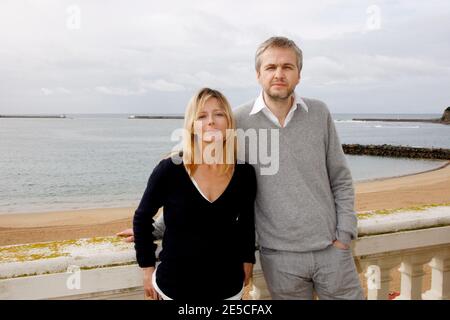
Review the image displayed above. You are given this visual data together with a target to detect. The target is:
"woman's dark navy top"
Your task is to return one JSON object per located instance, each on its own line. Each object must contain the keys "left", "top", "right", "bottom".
{"left": 133, "top": 157, "right": 256, "bottom": 300}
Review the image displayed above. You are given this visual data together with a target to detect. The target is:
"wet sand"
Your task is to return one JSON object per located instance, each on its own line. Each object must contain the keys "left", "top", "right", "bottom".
{"left": 1, "top": 162, "right": 449, "bottom": 246}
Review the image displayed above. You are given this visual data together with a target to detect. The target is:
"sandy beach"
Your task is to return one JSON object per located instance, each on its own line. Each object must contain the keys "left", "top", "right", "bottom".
{"left": 1, "top": 162, "right": 449, "bottom": 246}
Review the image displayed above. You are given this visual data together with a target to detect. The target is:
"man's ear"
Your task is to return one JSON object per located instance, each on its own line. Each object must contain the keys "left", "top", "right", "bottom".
{"left": 256, "top": 70, "right": 261, "bottom": 82}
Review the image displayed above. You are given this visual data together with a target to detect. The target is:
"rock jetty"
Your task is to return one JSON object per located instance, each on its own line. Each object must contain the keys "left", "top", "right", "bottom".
{"left": 128, "top": 115, "right": 183, "bottom": 119}
{"left": 441, "top": 107, "right": 450, "bottom": 123}
{"left": 342, "top": 144, "right": 450, "bottom": 160}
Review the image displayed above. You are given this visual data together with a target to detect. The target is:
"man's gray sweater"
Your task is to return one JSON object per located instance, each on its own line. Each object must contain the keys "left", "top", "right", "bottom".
{"left": 234, "top": 97, "right": 357, "bottom": 252}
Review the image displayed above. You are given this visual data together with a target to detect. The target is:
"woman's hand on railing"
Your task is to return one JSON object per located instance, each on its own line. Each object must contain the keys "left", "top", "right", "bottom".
{"left": 116, "top": 228, "right": 134, "bottom": 243}
{"left": 143, "top": 267, "right": 160, "bottom": 300}
{"left": 243, "top": 262, "right": 254, "bottom": 286}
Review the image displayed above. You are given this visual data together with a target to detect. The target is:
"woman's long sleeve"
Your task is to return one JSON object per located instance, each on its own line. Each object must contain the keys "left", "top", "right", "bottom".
{"left": 133, "top": 160, "right": 167, "bottom": 268}
{"left": 237, "top": 165, "right": 257, "bottom": 264}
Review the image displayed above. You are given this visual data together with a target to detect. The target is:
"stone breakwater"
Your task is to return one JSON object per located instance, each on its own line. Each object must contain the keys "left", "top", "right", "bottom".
{"left": 0, "top": 114, "right": 66, "bottom": 119}
{"left": 128, "top": 115, "right": 184, "bottom": 119}
{"left": 352, "top": 118, "right": 445, "bottom": 124}
{"left": 342, "top": 144, "right": 450, "bottom": 160}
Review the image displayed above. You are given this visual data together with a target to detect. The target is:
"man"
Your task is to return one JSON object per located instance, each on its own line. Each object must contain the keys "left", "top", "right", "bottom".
{"left": 119, "top": 36, "right": 364, "bottom": 300}
{"left": 233, "top": 36, "right": 363, "bottom": 300}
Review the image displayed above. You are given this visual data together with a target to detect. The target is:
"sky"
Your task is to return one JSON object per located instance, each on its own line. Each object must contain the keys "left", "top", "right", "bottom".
{"left": 1, "top": 0, "right": 449, "bottom": 114}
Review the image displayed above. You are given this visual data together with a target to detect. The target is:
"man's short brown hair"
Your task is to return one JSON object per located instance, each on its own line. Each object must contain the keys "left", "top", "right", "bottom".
{"left": 255, "top": 36, "right": 303, "bottom": 73}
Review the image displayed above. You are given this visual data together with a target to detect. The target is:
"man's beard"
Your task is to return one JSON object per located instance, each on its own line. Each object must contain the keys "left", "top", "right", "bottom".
{"left": 266, "top": 86, "right": 294, "bottom": 101}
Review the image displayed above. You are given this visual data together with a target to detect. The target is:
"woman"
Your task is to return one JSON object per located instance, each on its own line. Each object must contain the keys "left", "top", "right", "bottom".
{"left": 133, "top": 88, "right": 256, "bottom": 300}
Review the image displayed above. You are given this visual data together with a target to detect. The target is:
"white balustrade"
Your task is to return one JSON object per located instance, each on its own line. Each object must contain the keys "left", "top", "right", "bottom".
{"left": 422, "top": 256, "right": 450, "bottom": 300}
{"left": 1, "top": 206, "right": 450, "bottom": 300}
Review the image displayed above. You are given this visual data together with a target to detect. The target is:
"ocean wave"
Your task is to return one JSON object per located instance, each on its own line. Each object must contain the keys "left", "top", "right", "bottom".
{"left": 373, "top": 125, "right": 420, "bottom": 129}
{"left": 334, "top": 120, "right": 367, "bottom": 123}
{"left": 334, "top": 120, "right": 421, "bottom": 129}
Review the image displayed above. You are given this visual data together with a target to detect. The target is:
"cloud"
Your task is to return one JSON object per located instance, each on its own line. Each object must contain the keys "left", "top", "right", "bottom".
{"left": 40, "top": 87, "right": 71, "bottom": 95}
{"left": 95, "top": 86, "right": 146, "bottom": 96}
{"left": 305, "top": 55, "right": 450, "bottom": 85}
{"left": 168, "top": 68, "right": 255, "bottom": 91}
{"left": 304, "top": 55, "right": 450, "bottom": 86}
{"left": 1, "top": 0, "right": 449, "bottom": 113}
{"left": 95, "top": 78, "right": 185, "bottom": 96}
{"left": 142, "top": 79, "right": 185, "bottom": 92}
{"left": 41, "top": 88, "right": 53, "bottom": 96}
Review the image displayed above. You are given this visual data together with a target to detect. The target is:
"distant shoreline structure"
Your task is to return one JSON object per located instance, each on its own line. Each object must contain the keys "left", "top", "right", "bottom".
{"left": 353, "top": 107, "right": 450, "bottom": 125}
{"left": 343, "top": 144, "right": 450, "bottom": 160}
{"left": 352, "top": 118, "right": 443, "bottom": 124}
{"left": 128, "top": 115, "right": 184, "bottom": 119}
{"left": 0, "top": 114, "right": 66, "bottom": 119}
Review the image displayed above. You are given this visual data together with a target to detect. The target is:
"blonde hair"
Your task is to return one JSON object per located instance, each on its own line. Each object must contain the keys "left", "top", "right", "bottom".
{"left": 181, "top": 87, "right": 237, "bottom": 176}
{"left": 255, "top": 36, "right": 303, "bottom": 74}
